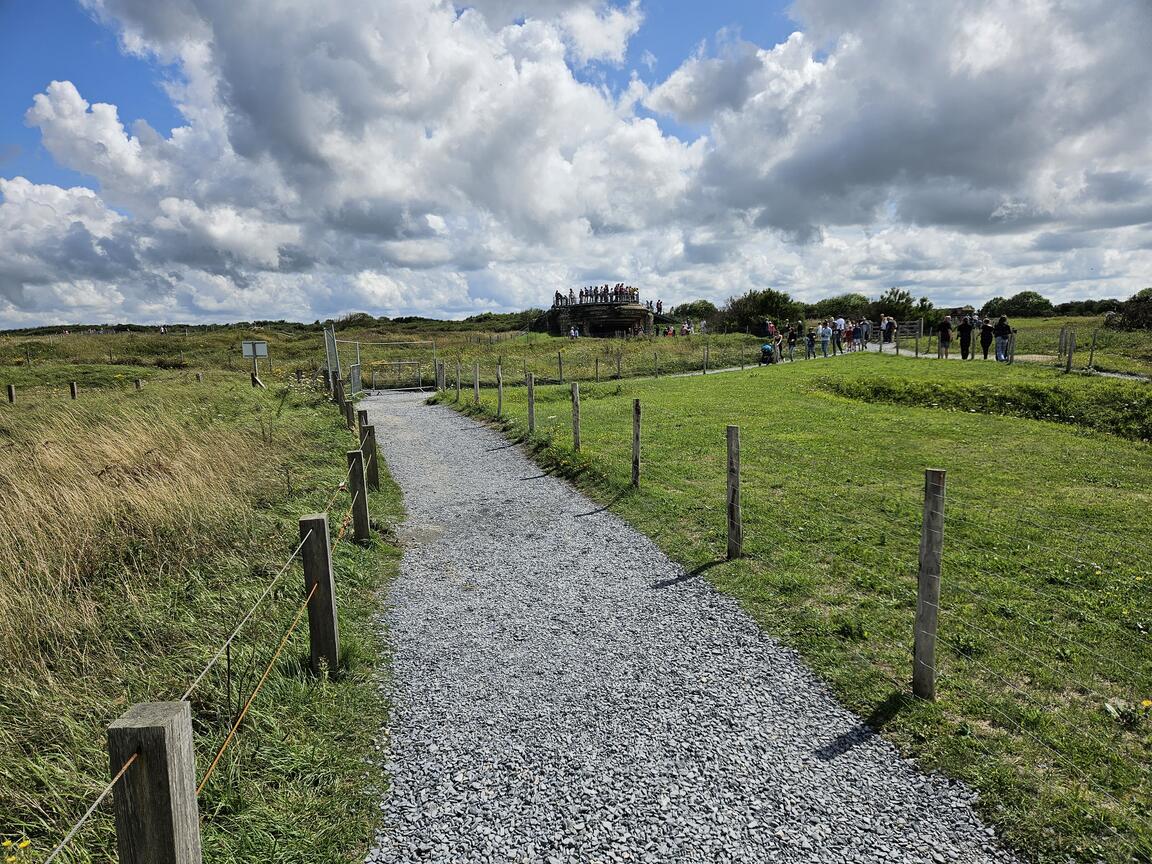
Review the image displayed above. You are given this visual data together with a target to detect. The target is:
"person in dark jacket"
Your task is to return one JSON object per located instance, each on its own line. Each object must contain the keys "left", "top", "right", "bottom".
{"left": 980, "top": 318, "right": 994, "bottom": 359}
{"left": 957, "top": 316, "right": 974, "bottom": 360}
{"left": 937, "top": 315, "right": 953, "bottom": 359}
{"left": 993, "top": 316, "right": 1013, "bottom": 361}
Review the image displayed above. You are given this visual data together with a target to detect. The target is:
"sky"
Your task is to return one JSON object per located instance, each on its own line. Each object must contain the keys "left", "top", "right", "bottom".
{"left": 0, "top": 0, "right": 1150, "bottom": 326}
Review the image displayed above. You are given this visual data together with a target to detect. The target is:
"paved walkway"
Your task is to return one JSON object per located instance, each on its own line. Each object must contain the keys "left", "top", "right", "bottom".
{"left": 363, "top": 393, "right": 1017, "bottom": 864}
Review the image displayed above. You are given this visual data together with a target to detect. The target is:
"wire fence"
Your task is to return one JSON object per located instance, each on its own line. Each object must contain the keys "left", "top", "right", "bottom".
{"left": 26, "top": 378, "right": 381, "bottom": 863}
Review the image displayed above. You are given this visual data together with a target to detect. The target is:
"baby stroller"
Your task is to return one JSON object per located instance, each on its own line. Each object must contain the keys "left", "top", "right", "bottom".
{"left": 758, "top": 343, "right": 776, "bottom": 365}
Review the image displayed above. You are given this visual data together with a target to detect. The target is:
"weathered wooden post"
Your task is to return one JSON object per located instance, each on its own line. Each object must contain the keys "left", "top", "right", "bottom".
{"left": 343, "top": 400, "right": 356, "bottom": 430}
{"left": 726, "top": 426, "right": 742, "bottom": 560}
{"left": 557, "top": 351, "right": 564, "bottom": 384}
{"left": 360, "top": 425, "right": 380, "bottom": 492}
{"left": 571, "top": 382, "right": 581, "bottom": 451}
{"left": 472, "top": 362, "right": 480, "bottom": 405}
{"left": 347, "top": 450, "right": 371, "bottom": 544}
{"left": 631, "top": 399, "right": 641, "bottom": 487}
{"left": 595, "top": 357, "right": 600, "bottom": 382}
{"left": 107, "top": 701, "right": 202, "bottom": 864}
{"left": 496, "top": 365, "right": 503, "bottom": 418}
{"left": 69, "top": 381, "right": 78, "bottom": 400}
{"left": 356, "top": 408, "right": 369, "bottom": 441}
{"left": 295, "top": 369, "right": 303, "bottom": 384}
{"left": 5, "top": 384, "right": 12, "bottom": 404}
{"left": 913, "top": 468, "right": 946, "bottom": 701}
{"left": 526, "top": 372, "right": 536, "bottom": 433}
{"left": 134, "top": 379, "right": 143, "bottom": 390}
{"left": 299, "top": 513, "right": 340, "bottom": 675}
{"left": 455, "top": 362, "right": 461, "bottom": 402}
{"left": 1088, "top": 329, "right": 1098, "bottom": 369}
{"left": 195, "top": 372, "right": 203, "bottom": 383}
{"left": 1064, "top": 329, "right": 1076, "bottom": 373}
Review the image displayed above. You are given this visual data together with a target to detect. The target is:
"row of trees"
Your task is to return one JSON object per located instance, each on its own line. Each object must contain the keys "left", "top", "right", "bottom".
{"left": 673, "top": 287, "right": 1149, "bottom": 332}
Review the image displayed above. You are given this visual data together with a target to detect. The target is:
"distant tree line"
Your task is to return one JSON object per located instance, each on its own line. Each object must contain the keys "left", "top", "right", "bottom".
{"left": 669, "top": 287, "right": 1150, "bottom": 333}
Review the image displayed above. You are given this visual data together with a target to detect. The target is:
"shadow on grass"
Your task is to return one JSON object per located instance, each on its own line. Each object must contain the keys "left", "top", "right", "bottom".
{"left": 813, "top": 691, "right": 913, "bottom": 761}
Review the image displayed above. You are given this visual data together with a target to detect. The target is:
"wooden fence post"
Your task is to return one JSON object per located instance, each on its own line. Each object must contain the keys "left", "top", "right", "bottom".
{"left": 473, "top": 362, "right": 480, "bottom": 405}
{"left": 5, "top": 384, "right": 12, "bottom": 404}
{"left": 631, "top": 399, "right": 641, "bottom": 487}
{"left": 360, "top": 425, "right": 380, "bottom": 492}
{"left": 347, "top": 450, "right": 371, "bottom": 544}
{"left": 134, "top": 379, "right": 143, "bottom": 390}
{"left": 343, "top": 400, "right": 355, "bottom": 431}
{"left": 108, "top": 702, "right": 202, "bottom": 864}
{"left": 356, "top": 409, "right": 369, "bottom": 441}
{"left": 299, "top": 513, "right": 340, "bottom": 675}
{"left": 1065, "top": 329, "right": 1076, "bottom": 373}
{"left": 913, "top": 468, "right": 946, "bottom": 701}
{"left": 571, "top": 382, "right": 581, "bottom": 451}
{"left": 295, "top": 369, "right": 303, "bottom": 384}
{"left": 1088, "top": 329, "right": 1098, "bottom": 369}
{"left": 526, "top": 372, "right": 536, "bottom": 433}
{"left": 595, "top": 357, "right": 600, "bottom": 382}
{"left": 69, "top": 381, "right": 78, "bottom": 400}
{"left": 195, "top": 373, "right": 203, "bottom": 383}
{"left": 557, "top": 352, "right": 564, "bottom": 384}
{"left": 496, "top": 365, "right": 503, "bottom": 418}
{"left": 726, "top": 426, "right": 742, "bottom": 559}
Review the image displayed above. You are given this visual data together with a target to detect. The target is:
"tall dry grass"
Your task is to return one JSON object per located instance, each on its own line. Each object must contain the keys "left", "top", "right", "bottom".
{"left": 0, "top": 379, "right": 345, "bottom": 856}
{"left": 0, "top": 401, "right": 263, "bottom": 667}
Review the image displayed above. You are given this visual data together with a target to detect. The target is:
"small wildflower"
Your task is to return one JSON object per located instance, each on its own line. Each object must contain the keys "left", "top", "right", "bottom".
{"left": 15, "top": 843, "right": 26, "bottom": 851}
{"left": 1143, "top": 699, "right": 1152, "bottom": 709}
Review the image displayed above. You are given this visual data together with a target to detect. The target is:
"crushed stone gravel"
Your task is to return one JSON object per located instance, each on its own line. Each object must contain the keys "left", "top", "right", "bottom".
{"left": 362, "top": 392, "right": 1019, "bottom": 864}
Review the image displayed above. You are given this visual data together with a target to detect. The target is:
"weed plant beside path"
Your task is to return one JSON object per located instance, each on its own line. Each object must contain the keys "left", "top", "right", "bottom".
{"left": 443, "top": 353, "right": 1152, "bottom": 864}
{"left": 0, "top": 373, "right": 402, "bottom": 863}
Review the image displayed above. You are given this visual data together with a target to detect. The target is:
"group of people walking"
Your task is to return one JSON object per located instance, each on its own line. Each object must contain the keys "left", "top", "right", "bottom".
{"left": 934, "top": 315, "right": 1017, "bottom": 361}
{"left": 754, "top": 314, "right": 1019, "bottom": 364}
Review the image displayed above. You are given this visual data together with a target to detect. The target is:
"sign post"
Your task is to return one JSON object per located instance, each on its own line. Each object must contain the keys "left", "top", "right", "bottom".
{"left": 242, "top": 340, "right": 269, "bottom": 387}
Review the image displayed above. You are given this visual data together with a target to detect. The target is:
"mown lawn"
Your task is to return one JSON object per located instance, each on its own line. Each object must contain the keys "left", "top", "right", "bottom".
{"left": 0, "top": 371, "right": 401, "bottom": 863}
{"left": 445, "top": 352, "right": 1152, "bottom": 864}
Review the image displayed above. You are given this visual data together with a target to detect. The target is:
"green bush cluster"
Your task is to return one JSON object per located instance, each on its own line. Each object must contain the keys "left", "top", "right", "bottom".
{"left": 815, "top": 374, "right": 1152, "bottom": 440}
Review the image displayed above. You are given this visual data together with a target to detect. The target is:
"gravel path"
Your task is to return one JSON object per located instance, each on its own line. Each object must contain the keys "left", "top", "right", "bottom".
{"left": 363, "top": 393, "right": 1017, "bottom": 864}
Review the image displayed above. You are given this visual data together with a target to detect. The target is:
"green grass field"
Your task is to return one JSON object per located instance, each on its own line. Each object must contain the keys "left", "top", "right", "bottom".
{"left": 3, "top": 314, "right": 1150, "bottom": 394}
{"left": 443, "top": 353, "right": 1152, "bottom": 863}
{"left": 0, "top": 372, "right": 401, "bottom": 863}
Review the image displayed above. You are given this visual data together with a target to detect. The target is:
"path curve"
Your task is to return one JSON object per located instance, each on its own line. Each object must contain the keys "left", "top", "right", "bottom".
{"left": 364, "top": 393, "right": 1017, "bottom": 864}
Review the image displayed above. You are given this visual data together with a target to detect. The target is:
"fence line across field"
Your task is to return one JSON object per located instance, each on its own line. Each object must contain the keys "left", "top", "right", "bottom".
{"left": 445, "top": 371, "right": 1144, "bottom": 851}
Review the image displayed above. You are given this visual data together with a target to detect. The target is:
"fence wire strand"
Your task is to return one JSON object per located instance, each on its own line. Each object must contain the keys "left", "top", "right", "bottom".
{"left": 196, "top": 581, "right": 319, "bottom": 795}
